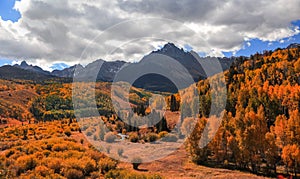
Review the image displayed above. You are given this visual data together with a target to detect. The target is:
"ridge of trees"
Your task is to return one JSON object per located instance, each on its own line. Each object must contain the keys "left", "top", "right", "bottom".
{"left": 183, "top": 47, "right": 300, "bottom": 177}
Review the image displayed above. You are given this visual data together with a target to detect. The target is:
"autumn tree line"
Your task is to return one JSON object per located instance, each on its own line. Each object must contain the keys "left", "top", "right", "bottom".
{"left": 182, "top": 47, "right": 300, "bottom": 177}
{"left": 29, "top": 82, "right": 154, "bottom": 121}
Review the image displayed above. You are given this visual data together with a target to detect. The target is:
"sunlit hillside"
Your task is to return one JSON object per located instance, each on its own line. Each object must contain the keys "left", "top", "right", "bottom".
{"left": 0, "top": 46, "right": 300, "bottom": 178}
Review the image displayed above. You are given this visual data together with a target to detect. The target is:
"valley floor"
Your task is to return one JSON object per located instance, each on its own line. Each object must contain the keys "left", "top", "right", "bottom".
{"left": 0, "top": 115, "right": 275, "bottom": 178}
{"left": 117, "top": 146, "right": 271, "bottom": 179}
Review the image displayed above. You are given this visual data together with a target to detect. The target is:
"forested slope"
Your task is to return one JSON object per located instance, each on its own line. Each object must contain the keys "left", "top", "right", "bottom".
{"left": 185, "top": 46, "right": 300, "bottom": 177}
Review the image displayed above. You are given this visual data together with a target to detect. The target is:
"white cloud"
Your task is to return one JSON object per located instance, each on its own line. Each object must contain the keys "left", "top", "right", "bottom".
{"left": 0, "top": 0, "right": 299, "bottom": 68}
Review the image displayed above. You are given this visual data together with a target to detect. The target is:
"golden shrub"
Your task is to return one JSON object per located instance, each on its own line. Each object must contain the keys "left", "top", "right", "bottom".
{"left": 34, "top": 165, "right": 53, "bottom": 177}
{"left": 64, "top": 168, "right": 84, "bottom": 179}
{"left": 15, "top": 155, "right": 37, "bottom": 176}
{"left": 98, "top": 158, "right": 117, "bottom": 174}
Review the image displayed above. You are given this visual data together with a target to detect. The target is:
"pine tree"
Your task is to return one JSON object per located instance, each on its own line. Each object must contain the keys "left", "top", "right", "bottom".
{"left": 170, "top": 95, "right": 177, "bottom": 111}
{"left": 155, "top": 116, "right": 169, "bottom": 133}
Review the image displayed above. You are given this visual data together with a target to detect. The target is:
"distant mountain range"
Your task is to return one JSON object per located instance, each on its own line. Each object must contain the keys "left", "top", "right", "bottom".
{"left": 0, "top": 65, "right": 54, "bottom": 81}
{"left": 1, "top": 43, "right": 299, "bottom": 92}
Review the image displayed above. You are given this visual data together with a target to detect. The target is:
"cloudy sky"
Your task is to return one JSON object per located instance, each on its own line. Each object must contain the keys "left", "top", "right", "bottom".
{"left": 0, "top": 0, "right": 300, "bottom": 71}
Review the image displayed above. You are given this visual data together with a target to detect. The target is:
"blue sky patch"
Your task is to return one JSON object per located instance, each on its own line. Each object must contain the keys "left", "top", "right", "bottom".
{"left": 0, "top": 0, "right": 21, "bottom": 22}
{"left": 50, "top": 63, "right": 70, "bottom": 70}
{"left": 0, "top": 59, "right": 13, "bottom": 66}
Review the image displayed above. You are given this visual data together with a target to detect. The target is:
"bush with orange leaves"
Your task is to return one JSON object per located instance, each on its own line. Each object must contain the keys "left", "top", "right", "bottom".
{"left": 15, "top": 155, "right": 37, "bottom": 176}
{"left": 98, "top": 158, "right": 117, "bottom": 174}
{"left": 0, "top": 121, "right": 118, "bottom": 178}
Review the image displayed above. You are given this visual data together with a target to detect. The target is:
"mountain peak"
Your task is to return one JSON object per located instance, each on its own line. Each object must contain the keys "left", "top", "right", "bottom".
{"left": 14, "top": 61, "right": 51, "bottom": 76}
{"left": 163, "top": 42, "right": 177, "bottom": 48}
{"left": 20, "top": 61, "right": 29, "bottom": 67}
{"left": 153, "top": 43, "right": 186, "bottom": 57}
{"left": 160, "top": 43, "right": 181, "bottom": 52}
{"left": 74, "top": 64, "right": 84, "bottom": 69}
